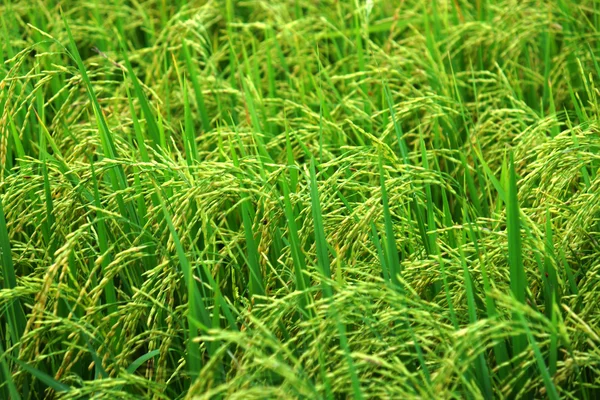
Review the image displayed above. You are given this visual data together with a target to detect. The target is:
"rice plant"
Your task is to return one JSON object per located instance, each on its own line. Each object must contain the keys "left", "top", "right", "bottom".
{"left": 1, "top": 0, "right": 600, "bottom": 398}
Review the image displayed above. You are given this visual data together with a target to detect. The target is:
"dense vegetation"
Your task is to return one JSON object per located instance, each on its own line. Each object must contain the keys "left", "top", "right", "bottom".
{"left": 2, "top": 0, "right": 600, "bottom": 398}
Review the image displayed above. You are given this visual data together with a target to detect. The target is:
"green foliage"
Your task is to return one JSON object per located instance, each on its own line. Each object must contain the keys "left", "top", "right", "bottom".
{"left": 1, "top": 0, "right": 600, "bottom": 398}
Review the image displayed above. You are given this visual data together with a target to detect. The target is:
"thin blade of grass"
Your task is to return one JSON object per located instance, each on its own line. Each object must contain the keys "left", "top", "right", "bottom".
{"left": 507, "top": 152, "right": 527, "bottom": 357}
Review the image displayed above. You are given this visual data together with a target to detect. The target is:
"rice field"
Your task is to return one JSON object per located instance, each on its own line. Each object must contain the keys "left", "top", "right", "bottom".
{"left": 1, "top": 0, "right": 600, "bottom": 398}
